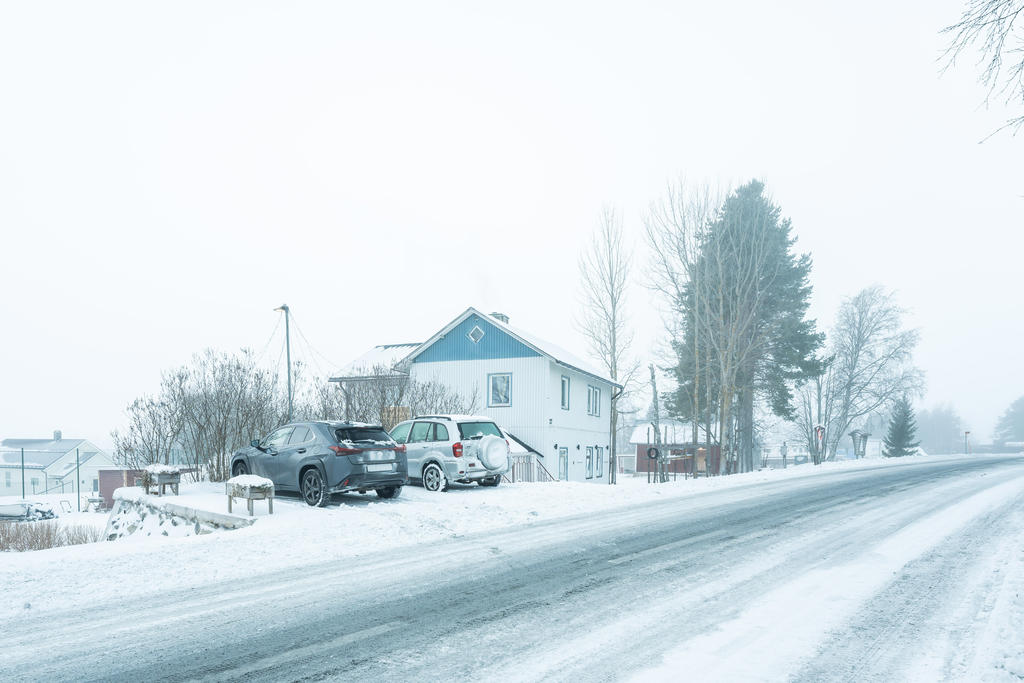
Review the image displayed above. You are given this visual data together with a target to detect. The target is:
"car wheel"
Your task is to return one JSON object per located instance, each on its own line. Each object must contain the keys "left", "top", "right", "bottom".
{"left": 422, "top": 463, "right": 448, "bottom": 492}
{"left": 300, "top": 468, "right": 328, "bottom": 507}
{"left": 375, "top": 486, "right": 402, "bottom": 499}
{"left": 232, "top": 461, "right": 248, "bottom": 477}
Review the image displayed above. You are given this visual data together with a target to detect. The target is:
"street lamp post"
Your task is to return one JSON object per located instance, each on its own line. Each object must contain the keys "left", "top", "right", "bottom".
{"left": 275, "top": 304, "right": 292, "bottom": 422}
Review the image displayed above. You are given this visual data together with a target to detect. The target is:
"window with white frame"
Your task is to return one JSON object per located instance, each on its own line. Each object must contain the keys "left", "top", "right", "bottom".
{"left": 467, "top": 325, "right": 485, "bottom": 344}
{"left": 587, "top": 385, "right": 601, "bottom": 416}
{"left": 596, "top": 446, "right": 604, "bottom": 478}
{"left": 488, "top": 373, "right": 511, "bottom": 407}
{"left": 560, "top": 376, "right": 570, "bottom": 410}
{"left": 585, "top": 447, "right": 594, "bottom": 479}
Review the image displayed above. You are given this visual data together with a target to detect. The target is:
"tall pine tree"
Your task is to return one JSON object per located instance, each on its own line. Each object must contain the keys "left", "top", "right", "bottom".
{"left": 665, "top": 181, "right": 822, "bottom": 472}
{"left": 883, "top": 397, "right": 920, "bottom": 458}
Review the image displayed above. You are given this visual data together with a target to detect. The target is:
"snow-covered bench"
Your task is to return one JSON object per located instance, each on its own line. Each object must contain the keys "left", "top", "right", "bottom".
{"left": 226, "top": 475, "right": 274, "bottom": 516}
{"left": 143, "top": 464, "right": 181, "bottom": 496}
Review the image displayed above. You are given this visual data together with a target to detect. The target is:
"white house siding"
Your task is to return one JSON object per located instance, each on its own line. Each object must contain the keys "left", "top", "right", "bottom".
{"left": 0, "top": 465, "right": 47, "bottom": 495}
{"left": 547, "top": 362, "right": 611, "bottom": 483}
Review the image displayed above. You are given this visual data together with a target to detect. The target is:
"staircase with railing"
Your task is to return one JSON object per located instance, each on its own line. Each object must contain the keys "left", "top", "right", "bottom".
{"left": 503, "top": 453, "right": 556, "bottom": 483}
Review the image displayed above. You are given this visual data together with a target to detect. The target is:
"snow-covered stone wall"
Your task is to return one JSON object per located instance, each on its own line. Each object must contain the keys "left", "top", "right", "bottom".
{"left": 104, "top": 488, "right": 254, "bottom": 541}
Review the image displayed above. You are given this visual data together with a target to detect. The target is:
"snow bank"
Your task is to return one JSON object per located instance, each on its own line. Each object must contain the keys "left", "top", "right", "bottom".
{"left": 0, "top": 501, "right": 55, "bottom": 521}
{"left": 0, "top": 493, "right": 107, "bottom": 531}
{"left": 105, "top": 488, "right": 254, "bottom": 541}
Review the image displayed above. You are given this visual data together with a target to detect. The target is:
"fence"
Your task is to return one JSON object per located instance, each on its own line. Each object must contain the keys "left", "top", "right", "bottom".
{"left": 504, "top": 453, "right": 555, "bottom": 483}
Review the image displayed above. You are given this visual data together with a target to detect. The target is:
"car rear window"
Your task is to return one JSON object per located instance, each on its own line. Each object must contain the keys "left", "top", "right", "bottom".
{"left": 457, "top": 421, "right": 502, "bottom": 440}
{"left": 335, "top": 427, "right": 393, "bottom": 444}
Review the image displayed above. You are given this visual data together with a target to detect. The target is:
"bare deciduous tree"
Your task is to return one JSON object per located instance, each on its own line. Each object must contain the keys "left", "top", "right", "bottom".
{"left": 944, "top": 0, "right": 1024, "bottom": 134}
{"left": 325, "top": 367, "right": 479, "bottom": 431}
{"left": 645, "top": 181, "right": 725, "bottom": 466}
{"left": 577, "top": 206, "right": 639, "bottom": 484}
{"left": 797, "top": 286, "right": 924, "bottom": 463}
{"left": 114, "top": 347, "right": 481, "bottom": 483}
{"left": 114, "top": 349, "right": 285, "bottom": 482}
{"left": 111, "top": 395, "right": 182, "bottom": 470}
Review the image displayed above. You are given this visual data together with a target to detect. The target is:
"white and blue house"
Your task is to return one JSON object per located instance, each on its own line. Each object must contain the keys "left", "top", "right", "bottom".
{"left": 335, "top": 308, "right": 621, "bottom": 483}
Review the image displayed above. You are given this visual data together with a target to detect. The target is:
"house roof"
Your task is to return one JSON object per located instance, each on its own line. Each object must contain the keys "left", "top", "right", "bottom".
{"left": 629, "top": 420, "right": 693, "bottom": 445}
{"left": 329, "top": 343, "right": 420, "bottom": 381}
{"left": 0, "top": 438, "right": 106, "bottom": 469}
{"left": 1, "top": 438, "right": 86, "bottom": 453}
{"left": 402, "top": 308, "right": 622, "bottom": 388}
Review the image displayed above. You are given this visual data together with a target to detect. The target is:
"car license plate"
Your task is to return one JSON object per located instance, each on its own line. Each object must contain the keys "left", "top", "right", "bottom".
{"left": 367, "top": 463, "right": 393, "bottom": 472}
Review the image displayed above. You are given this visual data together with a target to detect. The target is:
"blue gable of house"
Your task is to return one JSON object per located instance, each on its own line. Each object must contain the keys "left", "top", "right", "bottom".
{"left": 413, "top": 314, "right": 541, "bottom": 363}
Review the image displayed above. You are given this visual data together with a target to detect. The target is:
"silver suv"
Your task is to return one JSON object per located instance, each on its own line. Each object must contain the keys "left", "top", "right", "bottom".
{"left": 389, "top": 415, "right": 510, "bottom": 492}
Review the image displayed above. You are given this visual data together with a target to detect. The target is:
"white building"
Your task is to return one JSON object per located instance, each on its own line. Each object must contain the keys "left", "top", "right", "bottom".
{"left": 0, "top": 432, "right": 115, "bottom": 497}
{"left": 334, "top": 308, "right": 621, "bottom": 483}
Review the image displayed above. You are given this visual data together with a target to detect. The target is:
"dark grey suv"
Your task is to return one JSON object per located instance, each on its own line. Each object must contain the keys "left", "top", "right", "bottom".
{"left": 230, "top": 421, "right": 408, "bottom": 506}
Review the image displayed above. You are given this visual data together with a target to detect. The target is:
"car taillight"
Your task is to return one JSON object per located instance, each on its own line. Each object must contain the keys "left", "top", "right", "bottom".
{"left": 452, "top": 442, "right": 463, "bottom": 458}
{"left": 330, "top": 446, "right": 361, "bottom": 456}
{"left": 395, "top": 444, "right": 406, "bottom": 453}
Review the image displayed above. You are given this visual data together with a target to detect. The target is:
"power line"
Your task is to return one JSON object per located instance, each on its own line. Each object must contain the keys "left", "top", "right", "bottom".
{"left": 288, "top": 310, "right": 340, "bottom": 376}
{"left": 253, "top": 314, "right": 283, "bottom": 368}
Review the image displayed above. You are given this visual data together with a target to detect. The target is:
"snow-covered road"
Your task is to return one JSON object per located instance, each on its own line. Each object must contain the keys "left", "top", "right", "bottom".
{"left": 3, "top": 455, "right": 1023, "bottom": 681}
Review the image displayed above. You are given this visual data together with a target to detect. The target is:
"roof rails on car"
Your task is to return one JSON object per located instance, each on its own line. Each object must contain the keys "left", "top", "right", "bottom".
{"left": 412, "top": 415, "right": 453, "bottom": 420}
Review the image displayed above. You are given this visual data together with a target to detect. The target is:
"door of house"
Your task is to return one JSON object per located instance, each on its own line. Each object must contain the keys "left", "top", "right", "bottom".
{"left": 558, "top": 447, "right": 568, "bottom": 480}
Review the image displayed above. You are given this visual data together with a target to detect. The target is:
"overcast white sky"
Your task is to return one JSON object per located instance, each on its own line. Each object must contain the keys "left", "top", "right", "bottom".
{"left": 1, "top": 1, "right": 1021, "bottom": 449}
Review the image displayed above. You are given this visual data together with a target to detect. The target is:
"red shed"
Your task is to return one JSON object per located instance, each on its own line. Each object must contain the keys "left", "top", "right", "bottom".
{"left": 634, "top": 443, "right": 721, "bottom": 476}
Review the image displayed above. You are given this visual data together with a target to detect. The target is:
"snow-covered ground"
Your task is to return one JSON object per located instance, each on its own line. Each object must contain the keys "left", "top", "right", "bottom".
{"left": 2, "top": 454, "right": 1022, "bottom": 681}
{"left": 0, "top": 454, "right": 1008, "bottom": 617}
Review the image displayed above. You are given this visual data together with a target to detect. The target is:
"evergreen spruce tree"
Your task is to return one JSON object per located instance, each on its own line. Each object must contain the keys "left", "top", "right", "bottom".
{"left": 883, "top": 397, "right": 920, "bottom": 457}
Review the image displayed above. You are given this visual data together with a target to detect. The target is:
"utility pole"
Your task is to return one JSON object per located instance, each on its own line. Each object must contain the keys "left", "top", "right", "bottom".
{"left": 275, "top": 304, "right": 292, "bottom": 422}
{"left": 650, "top": 364, "right": 666, "bottom": 483}
{"left": 965, "top": 431, "right": 971, "bottom": 455}
{"left": 21, "top": 448, "right": 25, "bottom": 499}
{"left": 76, "top": 447, "right": 81, "bottom": 511}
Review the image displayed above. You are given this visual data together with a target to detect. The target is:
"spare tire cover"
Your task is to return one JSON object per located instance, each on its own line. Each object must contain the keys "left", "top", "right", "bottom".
{"left": 478, "top": 434, "right": 509, "bottom": 471}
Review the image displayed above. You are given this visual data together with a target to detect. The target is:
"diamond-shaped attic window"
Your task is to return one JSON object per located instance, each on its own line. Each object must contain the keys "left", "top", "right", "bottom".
{"left": 467, "top": 325, "right": 485, "bottom": 344}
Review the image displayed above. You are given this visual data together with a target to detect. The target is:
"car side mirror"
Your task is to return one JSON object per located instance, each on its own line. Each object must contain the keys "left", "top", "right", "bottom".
{"left": 250, "top": 439, "right": 260, "bottom": 448}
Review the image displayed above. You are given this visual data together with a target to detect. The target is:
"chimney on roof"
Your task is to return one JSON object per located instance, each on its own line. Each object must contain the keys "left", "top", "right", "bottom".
{"left": 53, "top": 430, "right": 62, "bottom": 441}
{"left": 490, "top": 312, "right": 509, "bottom": 324}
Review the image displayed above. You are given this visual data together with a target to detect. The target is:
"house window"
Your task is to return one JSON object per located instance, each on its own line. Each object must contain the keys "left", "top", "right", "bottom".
{"left": 586, "top": 447, "right": 594, "bottom": 479}
{"left": 93, "top": 478, "right": 99, "bottom": 493}
{"left": 587, "top": 386, "right": 601, "bottom": 416}
{"left": 467, "top": 325, "right": 486, "bottom": 344}
{"left": 596, "top": 447, "right": 604, "bottom": 478}
{"left": 558, "top": 447, "right": 569, "bottom": 481}
{"left": 488, "top": 373, "right": 511, "bottom": 407}
{"left": 560, "top": 376, "right": 570, "bottom": 410}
